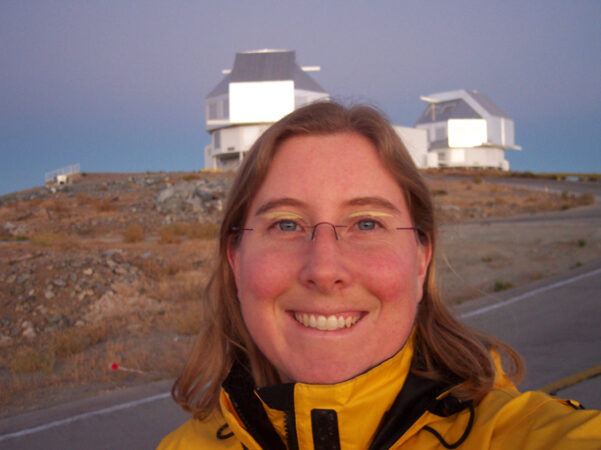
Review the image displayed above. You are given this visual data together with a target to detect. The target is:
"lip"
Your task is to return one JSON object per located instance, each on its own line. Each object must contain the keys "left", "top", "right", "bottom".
{"left": 289, "top": 310, "right": 365, "bottom": 332}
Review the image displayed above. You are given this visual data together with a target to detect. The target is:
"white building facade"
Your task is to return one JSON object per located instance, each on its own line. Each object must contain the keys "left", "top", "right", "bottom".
{"left": 415, "top": 89, "right": 521, "bottom": 170}
{"left": 204, "top": 49, "right": 329, "bottom": 171}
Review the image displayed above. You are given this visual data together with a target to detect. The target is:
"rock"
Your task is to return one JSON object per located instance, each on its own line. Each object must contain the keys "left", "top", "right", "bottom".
{"left": 157, "top": 186, "right": 176, "bottom": 203}
{"left": 45, "top": 290, "right": 55, "bottom": 300}
{"left": 53, "top": 279, "right": 66, "bottom": 287}
{"left": 83, "top": 268, "right": 94, "bottom": 276}
{"left": 0, "top": 334, "right": 13, "bottom": 347}
{"left": 74, "top": 320, "right": 85, "bottom": 327}
{"left": 22, "top": 327, "right": 37, "bottom": 339}
{"left": 17, "top": 273, "right": 30, "bottom": 283}
{"left": 111, "top": 252, "right": 124, "bottom": 264}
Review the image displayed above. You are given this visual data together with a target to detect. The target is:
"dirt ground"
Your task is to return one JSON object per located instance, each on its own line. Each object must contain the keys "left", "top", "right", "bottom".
{"left": 0, "top": 171, "right": 599, "bottom": 418}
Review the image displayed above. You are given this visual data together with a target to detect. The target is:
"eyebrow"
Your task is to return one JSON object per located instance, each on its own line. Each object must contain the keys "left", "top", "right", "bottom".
{"left": 345, "top": 197, "right": 402, "bottom": 214}
{"left": 255, "top": 198, "right": 307, "bottom": 216}
{"left": 254, "top": 196, "right": 401, "bottom": 216}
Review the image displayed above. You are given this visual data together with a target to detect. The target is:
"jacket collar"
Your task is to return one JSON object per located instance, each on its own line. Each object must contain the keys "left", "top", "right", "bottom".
{"left": 221, "top": 335, "right": 412, "bottom": 448}
{"left": 219, "top": 333, "right": 472, "bottom": 449}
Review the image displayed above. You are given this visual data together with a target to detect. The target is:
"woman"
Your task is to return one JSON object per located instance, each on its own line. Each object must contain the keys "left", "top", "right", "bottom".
{"left": 159, "top": 102, "right": 600, "bottom": 449}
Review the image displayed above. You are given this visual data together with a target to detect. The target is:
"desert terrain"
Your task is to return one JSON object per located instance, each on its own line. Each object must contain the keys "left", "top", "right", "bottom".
{"left": 0, "top": 171, "right": 599, "bottom": 418}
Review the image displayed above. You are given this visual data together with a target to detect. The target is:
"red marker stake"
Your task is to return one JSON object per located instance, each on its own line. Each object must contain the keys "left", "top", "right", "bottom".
{"left": 110, "top": 363, "right": 145, "bottom": 374}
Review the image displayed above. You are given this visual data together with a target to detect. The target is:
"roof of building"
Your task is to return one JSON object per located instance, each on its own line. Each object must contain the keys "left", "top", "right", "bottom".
{"left": 415, "top": 89, "right": 510, "bottom": 125}
{"left": 207, "top": 49, "right": 326, "bottom": 98}
{"left": 415, "top": 99, "right": 481, "bottom": 124}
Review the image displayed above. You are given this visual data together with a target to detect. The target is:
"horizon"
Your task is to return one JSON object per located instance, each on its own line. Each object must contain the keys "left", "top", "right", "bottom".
{"left": 1, "top": 1, "right": 599, "bottom": 195}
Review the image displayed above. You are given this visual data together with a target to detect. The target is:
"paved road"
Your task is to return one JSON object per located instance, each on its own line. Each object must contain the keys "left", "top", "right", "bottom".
{"left": 1, "top": 261, "right": 600, "bottom": 449}
{"left": 457, "top": 259, "right": 601, "bottom": 406}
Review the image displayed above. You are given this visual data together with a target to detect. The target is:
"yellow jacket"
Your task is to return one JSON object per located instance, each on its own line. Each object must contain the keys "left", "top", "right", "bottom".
{"left": 159, "top": 339, "right": 600, "bottom": 449}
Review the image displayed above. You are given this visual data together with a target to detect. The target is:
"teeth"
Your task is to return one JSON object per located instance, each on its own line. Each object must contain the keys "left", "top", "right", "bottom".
{"left": 293, "top": 312, "right": 360, "bottom": 331}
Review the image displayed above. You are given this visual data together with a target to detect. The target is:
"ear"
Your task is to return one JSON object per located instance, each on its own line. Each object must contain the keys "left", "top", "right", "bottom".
{"left": 227, "top": 237, "right": 240, "bottom": 283}
{"left": 416, "top": 240, "right": 432, "bottom": 302}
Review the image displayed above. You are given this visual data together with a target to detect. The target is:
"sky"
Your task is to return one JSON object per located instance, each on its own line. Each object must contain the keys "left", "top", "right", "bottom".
{"left": 1, "top": 1, "right": 599, "bottom": 195}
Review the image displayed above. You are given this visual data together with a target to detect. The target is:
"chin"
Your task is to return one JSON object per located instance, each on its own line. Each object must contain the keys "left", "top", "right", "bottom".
{"left": 283, "top": 360, "right": 372, "bottom": 385}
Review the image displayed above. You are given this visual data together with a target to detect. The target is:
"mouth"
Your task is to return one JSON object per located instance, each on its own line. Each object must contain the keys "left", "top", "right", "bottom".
{"left": 293, "top": 312, "right": 362, "bottom": 331}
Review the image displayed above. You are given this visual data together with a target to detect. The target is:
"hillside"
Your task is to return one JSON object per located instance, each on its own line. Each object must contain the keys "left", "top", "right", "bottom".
{"left": 0, "top": 171, "right": 597, "bottom": 417}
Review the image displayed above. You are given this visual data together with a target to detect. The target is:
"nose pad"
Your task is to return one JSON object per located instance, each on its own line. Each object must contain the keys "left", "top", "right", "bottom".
{"left": 310, "top": 222, "right": 341, "bottom": 241}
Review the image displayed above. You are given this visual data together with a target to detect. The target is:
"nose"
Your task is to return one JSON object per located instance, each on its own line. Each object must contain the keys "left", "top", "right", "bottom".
{"left": 299, "top": 223, "right": 351, "bottom": 293}
{"left": 310, "top": 222, "right": 341, "bottom": 241}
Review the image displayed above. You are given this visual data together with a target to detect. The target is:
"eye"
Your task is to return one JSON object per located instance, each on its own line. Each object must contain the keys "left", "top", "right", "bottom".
{"left": 356, "top": 219, "right": 377, "bottom": 231}
{"left": 277, "top": 220, "right": 299, "bottom": 232}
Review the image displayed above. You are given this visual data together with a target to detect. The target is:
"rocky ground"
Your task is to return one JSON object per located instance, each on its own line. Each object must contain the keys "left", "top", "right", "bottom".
{"left": 0, "top": 170, "right": 598, "bottom": 418}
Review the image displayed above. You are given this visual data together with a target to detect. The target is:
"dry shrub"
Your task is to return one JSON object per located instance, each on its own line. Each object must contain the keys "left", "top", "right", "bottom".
{"left": 53, "top": 329, "right": 89, "bottom": 357}
{"left": 123, "top": 224, "right": 145, "bottom": 243}
{"left": 135, "top": 259, "right": 186, "bottom": 280}
{"left": 158, "top": 223, "right": 188, "bottom": 244}
{"left": 52, "top": 324, "right": 109, "bottom": 358}
{"left": 167, "top": 302, "right": 203, "bottom": 335}
{"left": 11, "top": 346, "right": 55, "bottom": 374}
{"left": 30, "top": 231, "right": 69, "bottom": 246}
{"left": 155, "top": 270, "right": 206, "bottom": 303}
{"left": 94, "top": 199, "right": 117, "bottom": 212}
{"left": 181, "top": 173, "right": 200, "bottom": 181}
{"left": 159, "top": 222, "right": 218, "bottom": 243}
{"left": 43, "top": 198, "right": 69, "bottom": 214}
{"left": 186, "top": 222, "right": 219, "bottom": 240}
{"left": 75, "top": 193, "right": 94, "bottom": 205}
{"left": 577, "top": 193, "right": 594, "bottom": 206}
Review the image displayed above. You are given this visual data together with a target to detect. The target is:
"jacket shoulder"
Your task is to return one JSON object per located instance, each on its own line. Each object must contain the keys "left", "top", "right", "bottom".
{"left": 157, "top": 414, "right": 239, "bottom": 449}
{"left": 478, "top": 388, "right": 601, "bottom": 449}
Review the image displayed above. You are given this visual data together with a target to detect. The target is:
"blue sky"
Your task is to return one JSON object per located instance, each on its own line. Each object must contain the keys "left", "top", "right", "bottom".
{"left": 1, "top": 1, "right": 599, "bottom": 195}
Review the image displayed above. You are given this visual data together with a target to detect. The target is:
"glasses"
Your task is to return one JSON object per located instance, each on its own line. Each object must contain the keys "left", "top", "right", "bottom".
{"left": 232, "top": 218, "right": 422, "bottom": 252}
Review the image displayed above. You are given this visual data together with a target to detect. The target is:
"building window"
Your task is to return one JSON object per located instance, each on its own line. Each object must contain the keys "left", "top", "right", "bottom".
{"left": 222, "top": 99, "right": 229, "bottom": 119}
{"left": 435, "top": 126, "right": 446, "bottom": 141}
{"left": 208, "top": 102, "right": 218, "bottom": 120}
{"left": 214, "top": 130, "right": 220, "bottom": 149}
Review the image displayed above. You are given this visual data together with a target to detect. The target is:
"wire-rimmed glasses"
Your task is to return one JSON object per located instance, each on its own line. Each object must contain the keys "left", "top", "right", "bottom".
{"left": 231, "top": 220, "right": 422, "bottom": 252}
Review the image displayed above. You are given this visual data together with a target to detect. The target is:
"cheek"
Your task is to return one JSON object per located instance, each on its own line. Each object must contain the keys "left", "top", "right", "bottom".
{"left": 237, "top": 249, "right": 296, "bottom": 303}
{"left": 358, "top": 248, "right": 423, "bottom": 302}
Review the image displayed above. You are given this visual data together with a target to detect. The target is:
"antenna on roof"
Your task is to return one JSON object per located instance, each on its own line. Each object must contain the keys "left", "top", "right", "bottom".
{"left": 420, "top": 96, "right": 441, "bottom": 121}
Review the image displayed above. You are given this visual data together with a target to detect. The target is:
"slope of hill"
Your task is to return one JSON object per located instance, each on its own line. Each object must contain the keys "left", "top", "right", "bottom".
{"left": 0, "top": 171, "right": 598, "bottom": 417}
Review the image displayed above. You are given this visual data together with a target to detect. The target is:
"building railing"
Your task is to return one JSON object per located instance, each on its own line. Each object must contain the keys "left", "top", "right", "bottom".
{"left": 44, "top": 164, "right": 81, "bottom": 182}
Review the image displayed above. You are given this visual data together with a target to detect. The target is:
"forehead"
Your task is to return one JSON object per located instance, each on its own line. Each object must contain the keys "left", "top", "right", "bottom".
{"left": 249, "top": 132, "right": 409, "bottom": 215}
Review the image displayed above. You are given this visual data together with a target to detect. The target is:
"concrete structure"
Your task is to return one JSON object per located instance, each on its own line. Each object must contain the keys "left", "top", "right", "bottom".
{"left": 415, "top": 89, "right": 521, "bottom": 170}
{"left": 204, "top": 49, "right": 329, "bottom": 171}
{"left": 44, "top": 163, "right": 80, "bottom": 185}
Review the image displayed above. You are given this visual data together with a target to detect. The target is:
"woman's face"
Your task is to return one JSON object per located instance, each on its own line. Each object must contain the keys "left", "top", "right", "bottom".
{"left": 228, "top": 132, "right": 431, "bottom": 384}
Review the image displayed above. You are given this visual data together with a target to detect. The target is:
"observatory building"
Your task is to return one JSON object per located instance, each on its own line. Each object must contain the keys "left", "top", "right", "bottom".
{"left": 415, "top": 89, "right": 521, "bottom": 170}
{"left": 204, "top": 49, "right": 329, "bottom": 171}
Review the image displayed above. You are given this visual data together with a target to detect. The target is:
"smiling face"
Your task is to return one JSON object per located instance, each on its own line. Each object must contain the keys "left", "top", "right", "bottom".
{"left": 228, "top": 132, "right": 431, "bottom": 384}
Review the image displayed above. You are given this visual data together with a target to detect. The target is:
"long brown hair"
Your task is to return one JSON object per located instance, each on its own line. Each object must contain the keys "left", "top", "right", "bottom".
{"left": 172, "top": 101, "right": 523, "bottom": 419}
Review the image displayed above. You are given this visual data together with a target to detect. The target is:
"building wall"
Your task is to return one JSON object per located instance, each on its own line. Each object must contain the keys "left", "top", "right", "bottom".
{"left": 294, "top": 89, "right": 329, "bottom": 108}
{"left": 206, "top": 94, "right": 230, "bottom": 131}
{"left": 393, "top": 126, "right": 437, "bottom": 168}
{"left": 436, "top": 147, "right": 508, "bottom": 169}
